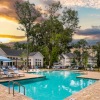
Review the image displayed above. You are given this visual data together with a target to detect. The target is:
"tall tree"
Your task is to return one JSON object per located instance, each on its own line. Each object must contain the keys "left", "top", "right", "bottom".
{"left": 32, "top": 2, "right": 79, "bottom": 67}
{"left": 73, "top": 50, "right": 81, "bottom": 66}
{"left": 82, "top": 51, "right": 89, "bottom": 68}
{"left": 93, "top": 42, "right": 100, "bottom": 70}
{"left": 73, "top": 39, "right": 88, "bottom": 66}
{"left": 15, "top": 1, "right": 40, "bottom": 70}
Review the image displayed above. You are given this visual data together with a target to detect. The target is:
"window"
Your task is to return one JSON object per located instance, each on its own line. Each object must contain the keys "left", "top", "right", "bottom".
{"left": 40, "top": 62, "right": 41, "bottom": 66}
{"left": 35, "top": 59, "right": 37, "bottom": 61}
{"left": 35, "top": 62, "right": 37, "bottom": 66}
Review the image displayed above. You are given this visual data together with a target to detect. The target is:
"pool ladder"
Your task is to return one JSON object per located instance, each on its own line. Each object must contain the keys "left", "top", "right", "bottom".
{"left": 8, "top": 80, "right": 25, "bottom": 96}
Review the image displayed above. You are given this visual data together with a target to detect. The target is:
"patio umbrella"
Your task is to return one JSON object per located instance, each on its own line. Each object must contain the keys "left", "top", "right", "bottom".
{"left": 0, "top": 56, "right": 12, "bottom": 77}
{"left": 0, "top": 56, "right": 11, "bottom": 61}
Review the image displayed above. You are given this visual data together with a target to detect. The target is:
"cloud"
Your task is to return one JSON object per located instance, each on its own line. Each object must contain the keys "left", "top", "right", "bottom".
{"left": 76, "top": 28, "right": 100, "bottom": 35}
{"left": 0, "top": 0, "right": 23, "bottom": 22}
{"left": 75, "top": 27, "right": 100, "bottom": 40}
{"left": 0, "top": 0, "right": 43, "bottom": 23}
{"left": 0, "top": 34, "right": 25, "bottom": 39}
{"left": 42, "top": 0, "right": 100, "bottom": 9}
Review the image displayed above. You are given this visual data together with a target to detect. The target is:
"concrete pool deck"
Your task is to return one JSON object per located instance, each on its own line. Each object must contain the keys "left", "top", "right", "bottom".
{"left": 0, "top": 84, "right": 32, "bottom": 100}
{"left": 65, "top": 71, "right": 100, "bottom": 100}
{"left": 0, "top": 70, "right": 100, "bottom": 100}
{"left": 0, "top": 72, "right": 45, "bottom": 83}
{"left": 77, "top": 71, "right": 100, "bottom": 80}
{"left": 65, "top": 81, "right": 100, "bottom": 100}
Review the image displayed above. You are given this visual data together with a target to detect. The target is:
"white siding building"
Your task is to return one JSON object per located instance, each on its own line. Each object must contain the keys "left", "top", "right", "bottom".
{"left": 0, "top": 47, "right": 44, "bottom": 68}
{"left": 88, "top": 56, "right": 97, "bottom": 67}
{"left": 29, "top": 52, "right": 44, "bottom": 67}
{"left": 59, "top": 53, "right": 76, "bottom": 66}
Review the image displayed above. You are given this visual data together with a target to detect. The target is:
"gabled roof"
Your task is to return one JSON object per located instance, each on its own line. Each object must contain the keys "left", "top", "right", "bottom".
{"left": 29, "top": 52, "right": 37, "bottom": 56}
{"left": 65, "top": 53, "right": 76, "bottom": 58}
{"left": 1, "top": 47, "right": 23, "bottom": 56}
{"left": 61, "top": 53, "right": 76, "bottom": 59}
{"left": 0, "top": 47, "right": 43, "bottom": 57}
{"left": 89, "top": 56, "right": 97, "bottom": 59}
{"left": 29, "top": 52, "right": 44, "bottom": 57}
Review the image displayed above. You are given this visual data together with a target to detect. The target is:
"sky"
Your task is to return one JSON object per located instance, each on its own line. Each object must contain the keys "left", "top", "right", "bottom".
{"left": 0, "top": 0, "right": 100, "bottom": 44}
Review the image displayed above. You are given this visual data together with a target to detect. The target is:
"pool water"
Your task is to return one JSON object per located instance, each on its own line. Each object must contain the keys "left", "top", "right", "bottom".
{"left": 1, "top": 71, "right": 96, "bottom": 100}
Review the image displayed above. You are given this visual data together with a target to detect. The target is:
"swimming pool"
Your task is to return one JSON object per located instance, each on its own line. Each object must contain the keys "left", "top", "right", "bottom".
{"left": 1, "top": 71, "right": 96, "bottom": 100}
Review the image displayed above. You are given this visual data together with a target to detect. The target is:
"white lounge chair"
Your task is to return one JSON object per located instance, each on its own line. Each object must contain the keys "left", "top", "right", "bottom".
{"left": 3, "top": 70, "right": 14, "bottom": 77}
{"left": 13, "top": 70, "right": 25, "bottom": 77}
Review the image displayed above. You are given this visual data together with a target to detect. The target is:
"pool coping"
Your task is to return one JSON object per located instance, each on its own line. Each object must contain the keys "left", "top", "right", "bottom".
{"left": 64, "top": 80, "right": 100, "bottom": 100}
{"left": 0, "top": 75, "right": 46, "bottom": 83}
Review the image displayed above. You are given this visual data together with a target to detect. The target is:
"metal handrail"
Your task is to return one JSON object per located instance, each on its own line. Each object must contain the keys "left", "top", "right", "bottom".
{"left": 8, "top": 80, "right": 25, "bottom": 96}
{"left": 13, "top": 82, "right": 25, "bottom": 96}
{"left": 8, "top": 80, "right": 14, "bottom": 94}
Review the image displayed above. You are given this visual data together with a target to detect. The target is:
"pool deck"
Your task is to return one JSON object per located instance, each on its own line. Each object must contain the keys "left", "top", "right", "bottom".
{"left": 77, "top": 71, "right": 100, "bottom": 80}
{"left": 0, "top": 84, "right": 32, "bottom": 100}
{"left": 0, "top": 70, "right": 100, "bottom": 100}
{"left": 65, "top": 71, "right": 100, "bottom": 100}
{"left": 65, "top": 81, "right": 100, "bottom": 100}
{"left": 0, "top": 72, "right": 45, "bottom": 83}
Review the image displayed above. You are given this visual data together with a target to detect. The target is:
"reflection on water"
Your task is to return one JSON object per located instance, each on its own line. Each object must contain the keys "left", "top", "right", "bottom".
{"left": 1, "top": 71, "right": 96, "bottom": 100}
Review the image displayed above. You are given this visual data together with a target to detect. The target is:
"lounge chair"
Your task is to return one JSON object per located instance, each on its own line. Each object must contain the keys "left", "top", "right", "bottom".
{"left": 90, "top": 67, "right": 94, "bottom": 71}
{"left": 8, "top": 66, "right": 12, "bottom": 70}
{"left": 3, "top": 70, "right": 14, "bottom": 77}
{"left": 13, "top": 69, "right": 25, "bottom": 77}
{"left": 12, "top": 66, "right": 18, "bottom": 70}
{"left": 0, "top": 69, "right": 4, "bottom": 78}
{"left": 87, "top": 67, "right": 94, "bottom": 71}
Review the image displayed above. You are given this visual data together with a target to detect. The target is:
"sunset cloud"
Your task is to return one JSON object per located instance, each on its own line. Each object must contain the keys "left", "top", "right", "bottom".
{"left": 0, "top": 0, "right": 23, "bottom": 22}
{"left": 75, "top": 27, "right": 100, "bottom": 40}
{"left": 0, "top": 34, "right": 26, "bottom": 43}
{"left": 1, "top": 0, "right": 100, "bottom": 23}
{"left": 0, "top": 34, "right": 25, "bottom": 39}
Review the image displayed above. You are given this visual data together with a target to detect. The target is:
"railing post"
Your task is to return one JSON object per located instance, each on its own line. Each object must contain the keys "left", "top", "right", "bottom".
{"left": 19, "top": 85, "right": 20, "bottom": 92}
{"left": 8, "top": 81, "right": 25, "bottom": 96}
{"left": 8, "top": 81, "right": 10, "bottom": 94}
{"left": 13, "top": 82, "right": 14, "bottom": 96}
{"left": 24, "top": 87, "right": 25, "bottom": 95}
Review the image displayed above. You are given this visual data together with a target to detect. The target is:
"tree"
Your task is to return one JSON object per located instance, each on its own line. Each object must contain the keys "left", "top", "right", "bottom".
{"left": 30, "top": 2, "right": 79, "bottom": 67}
{"left": 82, "top": 51, "right": 89, "bottom": 68}
{"left": 19, "top": 51, "right": 27, "bottom": 69}
{"left": 73, "top": 50, "right": 81, "bottom": 66}
{"left": 73, "top": 39, "right": 88, "bottom": 66}
{"left": 14, "top": 42, "right": 21, "bottom": 50}
{"left": 15, "top": 1, "right": 40, "bottom": 70}
{"left": 0, "top": 43, "right": 10, "bottom": 48}
{"left": 92, "top": 42, "right": 100, "bottom": 70}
